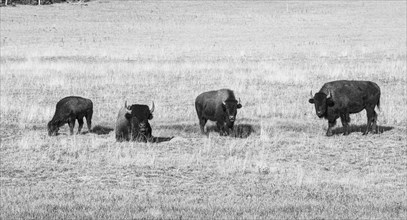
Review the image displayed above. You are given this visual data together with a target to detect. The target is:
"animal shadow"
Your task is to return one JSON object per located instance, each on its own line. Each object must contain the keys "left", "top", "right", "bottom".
{"left": 156, "top": 123, "right": 256, "bottom": 138}
{"left": 151, "top": 136, "right": 174, "bottom": 143}
{"left": 206, "top": 124, "right": 256, "bottom": 138}
{"left": 332, "top": 124, "right": 393, "bottom": 135}
{"left": 230, "top": 124, "right": 256, "bottom": 138}
{"left": 53, "top": 132, "right": 67, "bottom": 136}
{"left": 87, "top": 125, "right": 114, "bottom": 135}
{"left": 156, "top": 124, "right": 200, "bottom": 134}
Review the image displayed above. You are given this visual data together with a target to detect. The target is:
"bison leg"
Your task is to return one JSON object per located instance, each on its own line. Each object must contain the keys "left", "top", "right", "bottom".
{"left": 116, "top": 129, "right": 129, "bottom": 142}
{"left": 134, "top": 133, "right": 148, "bottom": 143}
{"left": 122, "top": 132, "right": 130, "bottom": 141}
{"left": 86, "top": 110, "right": 93, "bottom": 132}
{"left": 340, "top": 113, "right": 350, "bottom": 135}
{"left": 222, "top": 126, "right": 230, "bottom": 136}
{"left": 116, "top": 134, "right": 123, "bottom": 142}
{"left": 228, "top": 122, "right": 235, "bottom": 131}
{"left": 77, "top": 118, "right": 84, "bottom": 134}
{"left": 371, "top": 110, "right": 378, "bottom": 134}
{"left": 216, "top": 121, "right": 227, "bottom": 136}
{"left": 326, "top": 119, "right": 336, "bottom": 137}
{"left": 199, "top": 118, "right": 207, "bottom": 134}
{"left": 68, "top": 118, "right": 76, "bottom": 135}
{"left": 146, "top": 128, "right": 153, "bottom": 142}
{"left": 364, "top": 108, "right": 377, "bottom": 135}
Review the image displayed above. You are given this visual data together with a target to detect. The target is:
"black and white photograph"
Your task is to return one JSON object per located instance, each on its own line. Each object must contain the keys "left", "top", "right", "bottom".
{"left": 1, "top": 0, "right": 406, "bottom": 219}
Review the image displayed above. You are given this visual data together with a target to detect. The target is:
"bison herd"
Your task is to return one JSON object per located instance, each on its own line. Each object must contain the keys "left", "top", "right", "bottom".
{"left": 47, "top": 80, "right": 381, "bottom": 141}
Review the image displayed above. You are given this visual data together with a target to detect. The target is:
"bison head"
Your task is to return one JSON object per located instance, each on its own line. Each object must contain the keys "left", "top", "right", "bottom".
{"left": 309, "top": 91, "right": 334, "bottom": 118}
{"left": 127, "top": 101, "right": 154, "bottom": 135}
{"left": 222, "top": 98, "right": 242, "bottom": 126}
{"left": 47, "top": 121, "right": 59, "bottom": 136}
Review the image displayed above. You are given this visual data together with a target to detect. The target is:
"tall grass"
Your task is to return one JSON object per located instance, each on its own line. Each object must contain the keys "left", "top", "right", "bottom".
{"left": 1, "top": 1, "right": 406, "bottom": 219}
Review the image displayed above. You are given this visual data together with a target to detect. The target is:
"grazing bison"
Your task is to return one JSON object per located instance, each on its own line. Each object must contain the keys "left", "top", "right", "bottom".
{"left": 309, "top": 80, "right": 381, "bottom": 136}
{"left": 195, "top": 89, "right": 242, "bottom": 136}
{"left": 48, "top": 96, "right": 93, "bottom": 136}
{"left": 115, "top": 101, "right": 154, "bottom": 142}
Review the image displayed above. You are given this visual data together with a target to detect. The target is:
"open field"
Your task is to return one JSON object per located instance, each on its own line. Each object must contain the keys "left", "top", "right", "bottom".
{"left": 1, "top": 0, "right": 406, "bottom": 219}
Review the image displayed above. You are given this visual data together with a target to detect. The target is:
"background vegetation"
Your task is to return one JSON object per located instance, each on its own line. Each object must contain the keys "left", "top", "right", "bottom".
{"left": 1, "top": 1, "right": 406, "bottom": 219}
{"left": 1, "top": 0, "right": 82, "bottom": 6}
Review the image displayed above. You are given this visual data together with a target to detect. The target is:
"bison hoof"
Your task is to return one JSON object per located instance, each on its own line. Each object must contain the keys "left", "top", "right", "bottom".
{"left": 343, "top": 132, "right": 349, "bottom": 136}
{"left": 326, "top": 132, "right": 333, "bottom": 137}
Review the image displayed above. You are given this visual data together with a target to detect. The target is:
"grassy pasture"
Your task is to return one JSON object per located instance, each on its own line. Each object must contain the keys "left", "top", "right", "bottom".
{"left": 1, "top": 1, "right": 406, "bottom": 219}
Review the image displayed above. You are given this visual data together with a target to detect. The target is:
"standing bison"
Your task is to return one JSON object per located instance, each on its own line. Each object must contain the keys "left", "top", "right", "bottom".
{"left": 195, "top": 89, "right": 242, "bottom": 136}
{"left": 48, "top": 96, "right": 93, "bottom": 136}
{"left": 309, "top": 80, "right": 381, "bottom": 136}
{"left": 115, "top": 101, "right": 154, "bottom": 142}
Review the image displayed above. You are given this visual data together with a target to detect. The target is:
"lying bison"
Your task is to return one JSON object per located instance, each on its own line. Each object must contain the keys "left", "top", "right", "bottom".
{"left": 309, "top": 80, "right": 381, "bottom": 136}
{"left": 48, "top": 96, "right": 93, "bottom": 136}
{"left": 195, "top": 89, "right": 242, "bottom": 136}
{"left": 116, "top": 101, "right": 154, "bottom": 142}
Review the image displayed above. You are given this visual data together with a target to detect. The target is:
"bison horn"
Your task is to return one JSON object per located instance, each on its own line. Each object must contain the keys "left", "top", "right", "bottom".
{"left": 125, "top": 101, "right": 131, "bottom": 110}
{"left": 124, "top": 101, "right": 132, "bottom": 114}
{"left": 150, "top": 101, "right": 155, "bottom": 113}
{"left": 238, "top": 98, "right": 241, "bottom": 104}
{"left": 327, "top": 91, "right": 331, "bottom": 98}
{"left": 310, "top": 90, "right": 313, "bottom": 98}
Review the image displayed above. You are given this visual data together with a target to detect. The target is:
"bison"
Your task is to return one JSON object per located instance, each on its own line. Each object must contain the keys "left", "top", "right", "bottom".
{"left": 309, "top": 80, "right": 381, "bottom": 136}
{"left": 115, "top": 101, "right": 154, "bottom": 142}
{"left": 115, "top": 101, "right": 132, "bottom": 141}
{"left": 195, "top": 89, "right": 242, "bottom": 136}
{"left": 48, "top": 96, "right": 93, "bottom": 136}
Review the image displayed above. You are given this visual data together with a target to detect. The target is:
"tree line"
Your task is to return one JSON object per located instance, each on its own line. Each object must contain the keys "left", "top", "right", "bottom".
{"left": 1, "top": 0, "right": 89, "bottom": 6}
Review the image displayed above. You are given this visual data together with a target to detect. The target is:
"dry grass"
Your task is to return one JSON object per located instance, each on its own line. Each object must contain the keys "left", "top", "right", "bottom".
{"left": 1, "top": 1, "right": 406, "bottom": 219}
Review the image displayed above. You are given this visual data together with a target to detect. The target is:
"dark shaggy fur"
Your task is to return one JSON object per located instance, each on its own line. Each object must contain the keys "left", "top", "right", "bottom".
{"left": 48, "top": 96, "right": 93, "bottom": 136}
{"left": 195, "top": 89, "right": 242, "bottom": 136}
{"left": 309, "top": 80, "right": 381, "bottom": 136}
{"left": 115, "top": 102, "right": 154, "bottom": 142}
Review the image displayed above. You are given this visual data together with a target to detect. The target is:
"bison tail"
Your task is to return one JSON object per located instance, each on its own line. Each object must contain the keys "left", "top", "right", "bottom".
{"left": 376, "top": 97, "right": 381, "bottom": 112}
